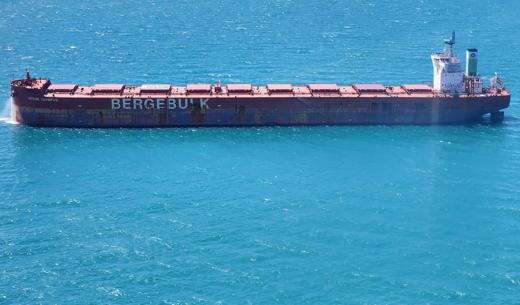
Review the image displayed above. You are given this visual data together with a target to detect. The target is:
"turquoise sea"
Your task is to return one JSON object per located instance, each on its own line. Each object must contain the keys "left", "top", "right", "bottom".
{"left": 1, "top": 0, "right": 520, "bottom": 304}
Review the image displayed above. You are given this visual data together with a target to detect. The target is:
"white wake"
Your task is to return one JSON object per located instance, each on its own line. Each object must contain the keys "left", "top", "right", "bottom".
{"left": 0, "top": 98, "right": 18, "bottom": 124}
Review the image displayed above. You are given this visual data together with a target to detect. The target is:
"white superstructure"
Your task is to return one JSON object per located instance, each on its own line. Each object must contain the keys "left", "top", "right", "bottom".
{"left": 431, "top": 32, "right": 465, "bottom": 94}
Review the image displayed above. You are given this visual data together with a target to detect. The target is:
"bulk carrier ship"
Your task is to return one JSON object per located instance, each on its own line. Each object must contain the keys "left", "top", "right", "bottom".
{"left": 9, "top": 33, "right": 510, "bottom": 127}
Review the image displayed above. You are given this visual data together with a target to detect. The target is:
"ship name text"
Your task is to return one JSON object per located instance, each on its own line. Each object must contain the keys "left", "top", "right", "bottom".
{"left": 111, "top": 98, "right": 209, "bottom": 110}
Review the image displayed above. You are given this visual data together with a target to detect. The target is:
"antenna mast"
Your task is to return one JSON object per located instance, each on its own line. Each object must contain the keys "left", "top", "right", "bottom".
{"left": 443, "top": 31, "right": 456, "bottom": 57}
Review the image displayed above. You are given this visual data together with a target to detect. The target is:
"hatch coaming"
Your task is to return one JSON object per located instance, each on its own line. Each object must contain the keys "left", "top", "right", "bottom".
{"left": 40, "top": 82, "right": 506, "bottom": 100}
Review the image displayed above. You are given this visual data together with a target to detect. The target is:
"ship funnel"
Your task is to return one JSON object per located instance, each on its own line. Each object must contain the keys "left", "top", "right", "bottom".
{"left": 465, "top": 48, "right": 478, "bottom": 76}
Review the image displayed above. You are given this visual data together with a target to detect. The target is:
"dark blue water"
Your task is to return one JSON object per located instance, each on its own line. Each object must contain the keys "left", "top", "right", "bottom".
{"left": 1, "top": 1, "right": 520, "bottom": 304}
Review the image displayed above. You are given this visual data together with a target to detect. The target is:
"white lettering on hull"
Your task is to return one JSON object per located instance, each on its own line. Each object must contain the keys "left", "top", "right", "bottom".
{"left": 111, "top": 99, "right": 121, "bottom": 109}
{"left": 111, "top": 98, "right": 210, "bottom": 110}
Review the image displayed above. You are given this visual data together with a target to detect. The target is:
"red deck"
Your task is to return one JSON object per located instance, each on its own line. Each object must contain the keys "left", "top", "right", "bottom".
{"left": 19, "top": 78, "right": 507, "bottom": 101}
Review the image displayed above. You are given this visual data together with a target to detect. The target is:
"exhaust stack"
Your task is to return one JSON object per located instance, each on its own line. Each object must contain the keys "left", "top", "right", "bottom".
{"left": 466, "top": 48, "right": 478, "bottom": 76}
